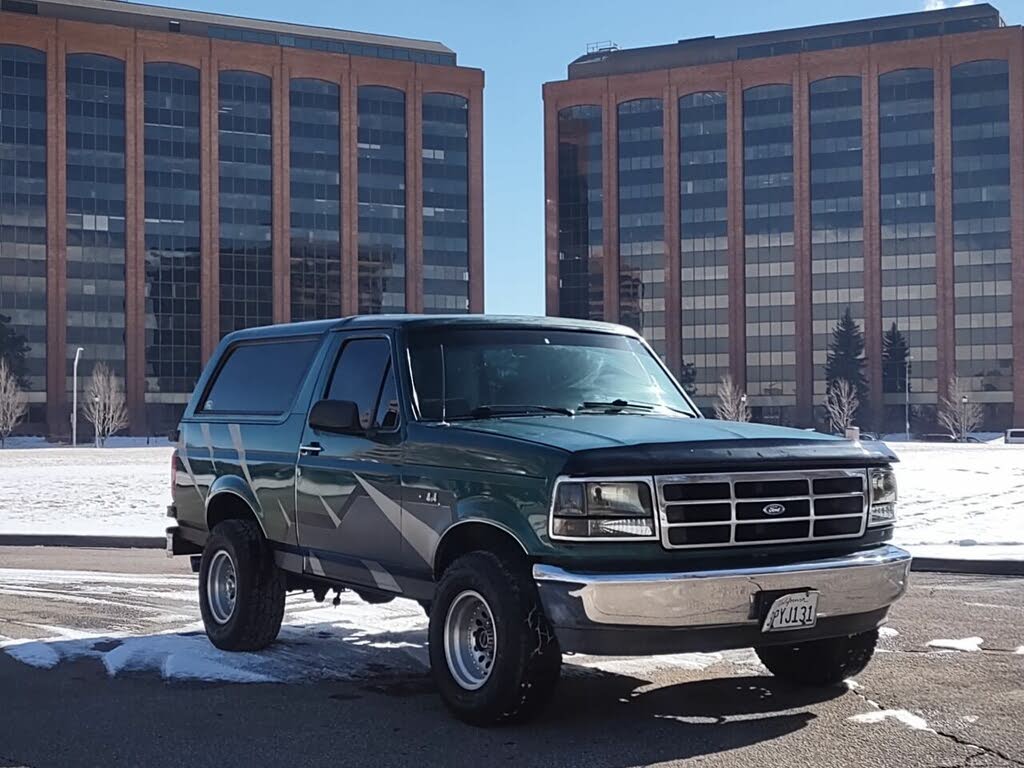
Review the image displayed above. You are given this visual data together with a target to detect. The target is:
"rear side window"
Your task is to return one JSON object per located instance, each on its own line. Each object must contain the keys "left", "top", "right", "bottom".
{"left": 325, "top": 338, "right": 399, "bottom": 430}
{"left": 200, "top": 339, "right": 320, "bottom": 415}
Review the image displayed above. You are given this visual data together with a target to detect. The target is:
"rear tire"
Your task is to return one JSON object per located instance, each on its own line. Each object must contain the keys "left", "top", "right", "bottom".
{"left": 429, "top": 551, "right": 561, "bottom": 725}
{"left": 199, "top": 519, "right": 286, "bottom": 652}
{"left": 756, "top": 629, "right": 879, "bottom": 686}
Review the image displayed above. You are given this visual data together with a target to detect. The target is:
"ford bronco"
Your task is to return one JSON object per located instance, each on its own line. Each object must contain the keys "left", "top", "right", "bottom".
{"left": 166, "top": 315, "right": 910, "bottom": 724}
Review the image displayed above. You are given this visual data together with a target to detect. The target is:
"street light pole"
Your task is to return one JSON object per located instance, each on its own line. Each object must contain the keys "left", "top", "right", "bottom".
{"left": 72, "top": 347, "right": 84, "bottom": 447}
{"left": 960, "top": 394, "right": 968, "bottom": 442}
{"left": 904, "top": 354, "right": 912, "bottom": 439}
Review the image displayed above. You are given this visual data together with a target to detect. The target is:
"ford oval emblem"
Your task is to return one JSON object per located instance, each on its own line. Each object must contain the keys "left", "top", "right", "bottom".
{"left": 762, "top": 503, "right": 786, "bottom": 517}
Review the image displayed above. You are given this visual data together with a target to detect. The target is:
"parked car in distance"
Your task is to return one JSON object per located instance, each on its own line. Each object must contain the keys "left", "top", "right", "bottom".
{"left": 1005, "top": 429, "right": 1024, "bottom": 444}
{"left": 166, "top": 315, "right": 910, "bottom": 725}
{"left": 919, "top": 433, "right": 956, "bottom": 443}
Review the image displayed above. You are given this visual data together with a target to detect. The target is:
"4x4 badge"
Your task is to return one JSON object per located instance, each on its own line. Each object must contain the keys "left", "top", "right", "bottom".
{"left": 762, "top": 503, "right": 786, "bottom": 517}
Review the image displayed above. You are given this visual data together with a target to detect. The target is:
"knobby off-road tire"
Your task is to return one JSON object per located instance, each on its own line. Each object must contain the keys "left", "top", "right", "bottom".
{"left": 199, "top": 519, "right": 286, "bottom": 652}
{"left": 756, "top": 629, "right": 879, "bottom": 686}
{"left": 429, "top": 551, "right": 562, "bottom": 726}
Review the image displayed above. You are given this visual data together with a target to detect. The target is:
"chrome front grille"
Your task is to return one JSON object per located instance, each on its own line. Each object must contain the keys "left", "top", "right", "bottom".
{"left": 657, "top": 469, "right": 868, "bottom": 549}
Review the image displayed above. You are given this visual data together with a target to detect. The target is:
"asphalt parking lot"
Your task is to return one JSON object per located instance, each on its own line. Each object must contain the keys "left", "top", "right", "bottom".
{"left": 0, "top": 547, "right": 1021, "bottom": 768}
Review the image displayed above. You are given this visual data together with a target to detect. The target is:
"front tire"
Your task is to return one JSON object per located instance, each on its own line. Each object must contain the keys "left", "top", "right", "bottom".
{"left": 199, "top": 519, "right": 286, "bottom": 652}
{"left": 756, "top": 629, "right": 879, "bottom": 686}
{"left": 429, "top": 552, "right": 561, "bottom": 725}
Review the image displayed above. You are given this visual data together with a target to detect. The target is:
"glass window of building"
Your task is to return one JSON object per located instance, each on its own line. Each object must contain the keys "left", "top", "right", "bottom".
{"left": 617, "top": 98, "right": 665, "bottom": 357}
{"left": 289, "top": 78, "right": 341, "bottom": 322}
{"left": 951, "top": 59, "right": 1012, "bottom": 427}
{"left": 743, "top": 84, "right": 795, "bottom": 423}
{"left": 556, "top": 104, "right": 603, "bottom": 320}
{"left": 679, "top": 91, "right": 728, "bottom": 402}
{"left": 879, "top": 68, "right": 938, "bottom": 427}
{"left": 218, "top": 70, "right": 273, "bottom": 336}
{"left": 422, "top": 93, "right": 470, "bottom": 314}
{"left": 66, "top": 53, "right": 127, "bottom": 391}
{"left": 809, "top": 76, "right": 864, "bottom": 403}
{"left": 143, "top": 62, "right": 202, "bottom": 433}
{"left": 0, "top": 45, "right": 46, "bottom": 425}
{"left": 357, "top": 85, "right": 406, "bottom": 314}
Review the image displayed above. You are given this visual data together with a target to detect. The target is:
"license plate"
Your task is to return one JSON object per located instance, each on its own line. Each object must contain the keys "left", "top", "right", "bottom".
{"left": 762, "top": 591, "right": 819, "bottom": 633}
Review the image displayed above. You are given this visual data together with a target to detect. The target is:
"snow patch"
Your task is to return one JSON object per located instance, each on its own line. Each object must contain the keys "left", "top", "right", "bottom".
{"left": 1015, "top": 646, "right": 1024, "bottom": 655}
{"left": 2, "top": 640, "right": 61, "bottom": 669}
{"left": 848, "top": 709, "right": 933, "bottom": 732}
{"left": 879, "top": 627, "right": 900, "bottom": 638}
{"left": 927, "top": 636, "right": 984, "bottom": 652}
{"left": 844, "top": 678, "right": 861, "bottom": 690}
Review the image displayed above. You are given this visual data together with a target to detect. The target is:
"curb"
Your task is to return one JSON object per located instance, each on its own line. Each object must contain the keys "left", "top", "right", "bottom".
{"left": 0, "top": 534, "right": 165, "bottom": 550}
{"left": 910, "top": 557, "right": 1024, "bottom": 577}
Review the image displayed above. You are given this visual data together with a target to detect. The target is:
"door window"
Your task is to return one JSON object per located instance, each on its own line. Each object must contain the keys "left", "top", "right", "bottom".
{"left": 325, "top": 338, "right": 399, "bottom": 430}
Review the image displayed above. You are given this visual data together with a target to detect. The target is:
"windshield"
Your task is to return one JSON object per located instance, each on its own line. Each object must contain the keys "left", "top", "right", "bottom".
{"left": 407, "top": 328, "right": 698, "bottom": 420}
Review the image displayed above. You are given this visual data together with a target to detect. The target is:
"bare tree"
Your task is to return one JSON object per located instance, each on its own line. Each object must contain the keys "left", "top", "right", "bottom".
{"left": 825, "top": 379, "right": 859, "bottom": 435}
{"left": 83, "top": 363, "right": 128, "bottom": 447}
{"left": 714, "top": 374, "right": 751, "bottom": 422}
{"left": 0, "top": 358, "right": 28, "bottom": 448}
{"left": 938, "top": 375, "right": 982, "bottom": 441}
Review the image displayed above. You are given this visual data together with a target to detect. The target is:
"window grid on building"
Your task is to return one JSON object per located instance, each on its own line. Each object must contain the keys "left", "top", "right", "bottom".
{"left": 950, "top": 58, "right": 1012, "bottom": 427}
{"left": 66, "top": 53, "right": 127, "bottom": 391}
{"left": 556, "top": 104, "right": 604, "bottom": 321}
{"left": 289, "top": 78, "right": 341, "bottom": 322}
{"left": 743, "top": 83, "right": 796, "bottom": 421}
{"left": 679, "top": 91, "right": 728, "bottom": 399}
{"left": 0, "top": 44, "right": 46, "bottom": 422}
{"left": 218, "top": 70, "right": 273, "bottom": 337}
{"left": 357, "top": 85, "right": 406, "bottom": 314}
{"left": 422, "top": 92, "right": 469, "bottom": 314}
{"left": 143, "top": 62, "right": 202, "bottom": 432}
{"left": 617, "top": 98, "right": 665, "bottom": 357}
{"left": 879, "top": 68, "right": 938, "bottom": 414}
{"left": 809, "top": 76, "right": 864, "bottom": 400}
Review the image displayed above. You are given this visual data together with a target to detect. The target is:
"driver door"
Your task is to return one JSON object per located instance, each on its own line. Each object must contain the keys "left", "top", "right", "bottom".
{"left": 294, "top": 333, "right": 404, "bottom": 593}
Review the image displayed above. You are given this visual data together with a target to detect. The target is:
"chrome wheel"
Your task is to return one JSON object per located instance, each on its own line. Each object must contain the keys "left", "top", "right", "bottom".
{"left": 443, "top": 590, "right": 497, "bottom": 690}
{"left": 206, "top": 549, "right": 238, "bottom": 625}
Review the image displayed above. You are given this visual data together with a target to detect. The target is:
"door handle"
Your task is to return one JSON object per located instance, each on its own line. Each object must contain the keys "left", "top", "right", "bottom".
{"left": 299, "top": 443, "right": 323, "bottom": 456}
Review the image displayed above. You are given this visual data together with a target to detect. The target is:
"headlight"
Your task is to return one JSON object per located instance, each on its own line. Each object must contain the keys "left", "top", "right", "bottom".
{"left": 550, "top": 480, "right": 656, "bottom": 539}
{"left": 869, "top": 468, "right": 897, "bottom": 527}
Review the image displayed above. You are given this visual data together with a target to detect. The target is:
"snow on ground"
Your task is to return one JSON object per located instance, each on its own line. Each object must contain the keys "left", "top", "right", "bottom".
{"left": 0, "top": 440, "right": 1021, "bottom": 559}
{"left": 926, "top": 637, "right": 984, "bottom": 652}
{"left": 0, "top": 447, "right": 173, "bottom": 537}
{"left": 847, "top": 710, "right": 933, "bottom": 732}
{"left": 0, "top": 567, "right": 756, "bottom": 684}
{"left": 886, "top": 443, "right": 1024, "bottom": 559}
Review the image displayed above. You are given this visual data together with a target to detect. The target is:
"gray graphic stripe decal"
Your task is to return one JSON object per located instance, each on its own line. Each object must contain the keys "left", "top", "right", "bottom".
{"left": 307, "top": 553, "right": 327, "bottom": 577}
{"left": 319, "top": 495, "right": 342, "bottom": 528}
{"left": 277, "top": 499, "right": 293, "bottom": 528}
{"left": 353, "top": 474, "right": 440, "bottom": 565}
{"left": 200, "top": 422, "right": 217, "bottom": 471}
{"left": 362, "top": 560, "right": 402, "bottom": 593}
{"left": 227, "top": 424, "right": 258, "bottom": 512}
{"left": 177, "top": 432, "right": 205, "bottom": 503}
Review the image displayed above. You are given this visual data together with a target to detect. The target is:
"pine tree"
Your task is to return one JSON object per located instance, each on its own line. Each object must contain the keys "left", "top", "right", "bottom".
{"left": 881, "top": 322, "right": 910, "bottom": 395}
{"left": 825, "top": 308, "right": 868, "bottom": 408}
{"left": 0, "top": 313, "right": 30, "bottom": 388}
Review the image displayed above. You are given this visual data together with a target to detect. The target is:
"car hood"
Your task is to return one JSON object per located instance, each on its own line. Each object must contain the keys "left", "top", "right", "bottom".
{"left": 450, "top": 414, "right": 896, "bottom": 474}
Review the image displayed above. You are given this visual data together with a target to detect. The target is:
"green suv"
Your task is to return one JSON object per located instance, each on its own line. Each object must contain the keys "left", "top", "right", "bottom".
{"left": 166, "top": 315, "right": 910, "bottom": 724}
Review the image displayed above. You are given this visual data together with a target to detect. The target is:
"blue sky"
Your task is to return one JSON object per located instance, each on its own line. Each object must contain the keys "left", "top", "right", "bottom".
{"left": 145, "top": 0, "right": 1022, "bottom": 315}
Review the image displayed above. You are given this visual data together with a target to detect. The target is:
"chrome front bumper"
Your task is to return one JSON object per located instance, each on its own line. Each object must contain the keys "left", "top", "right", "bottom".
{"left": 533, "top": 545, "right": 912, "bottom": 655}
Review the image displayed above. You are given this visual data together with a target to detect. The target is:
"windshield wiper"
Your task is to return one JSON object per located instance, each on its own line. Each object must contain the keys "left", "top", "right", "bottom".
{"left": 455, "top": 404, "right": 575, "bottom": 420}
{"left": 579, "top": 399, "right": 695, "bottom": 417}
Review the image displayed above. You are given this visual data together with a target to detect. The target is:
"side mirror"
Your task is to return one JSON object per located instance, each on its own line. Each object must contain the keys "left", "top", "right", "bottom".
{"left": 308, "top": 399, "right": 362, "bottom": 434}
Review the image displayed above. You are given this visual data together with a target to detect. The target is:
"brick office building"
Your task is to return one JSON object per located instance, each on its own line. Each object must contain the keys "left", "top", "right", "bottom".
{"left": 0, "top": 0, "right": 483, "bottom": 436}
{"left": 544, "top": 3, "right": 1023, "bottom": 430}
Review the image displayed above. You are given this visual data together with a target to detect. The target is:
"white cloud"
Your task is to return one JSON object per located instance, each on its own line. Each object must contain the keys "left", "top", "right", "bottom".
{"left": 923, "top": 0, "right": 976, "bottom": 10}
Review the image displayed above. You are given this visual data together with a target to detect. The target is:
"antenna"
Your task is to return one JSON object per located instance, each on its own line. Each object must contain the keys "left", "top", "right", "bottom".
{"left": 440, "top": 342, "right": 448, "bottom": 425}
